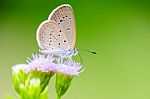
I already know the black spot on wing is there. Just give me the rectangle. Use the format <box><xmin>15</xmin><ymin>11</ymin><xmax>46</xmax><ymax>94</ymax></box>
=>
<box><xmin>60</xmin><ymin>20</ymin><xmax>63</xmax><ymax>22</ymax></box>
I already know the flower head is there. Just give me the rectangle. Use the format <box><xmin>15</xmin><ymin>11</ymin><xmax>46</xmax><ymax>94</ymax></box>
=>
<box><xmin>27</xmin><ymin>54</ymin><xmax>57</xmax><ymax>73</ymax></box>
<box><xmin>12</xmin><ymin>64</ymin><xmax>29</xmax><ymax>94</ymax></box>
<box><xmin>12</xmin><ymin>64</ymin><xmax>29</xmax><ymax>74</ymax></box>
<box><xmin>26</xmin><ymin>54</ymin><xmax>57</xmax><ymax>92</ymax></box>
<box><xmin>55</xmin><ymin>57</ymin><xmax>84</xmax><ymax>98</ymax></box>
<box><xmin>56</xmin><ymin>58</ymin><xmax>84</xmax><ymax>76</ymax></box>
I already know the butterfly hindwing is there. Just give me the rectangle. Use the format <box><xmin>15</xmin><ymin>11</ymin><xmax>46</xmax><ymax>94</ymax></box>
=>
<box><xmin>48</xmin><ymin>4</ymin><xmax>76</xmax><ymax>49</ymax></box>
<box><xmin>36</xmin><ymin>20</ymin><xmax>70</xmax><ymax>53</ymax></box>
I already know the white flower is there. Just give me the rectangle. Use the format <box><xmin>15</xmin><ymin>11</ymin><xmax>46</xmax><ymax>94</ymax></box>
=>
<box><xmin>27</xmin><ymin>54</ymin><xmax>57</xmax><ymax>73</ymax></box>
<box><xmin>12</xmin><ymin>64</ymin><xmax>29</xmax><ymax>74</ymax></box>
<box><xmin>56</xmin><ymin>58</ymin><xmax>84</xmax><ymax>76</ymax></box>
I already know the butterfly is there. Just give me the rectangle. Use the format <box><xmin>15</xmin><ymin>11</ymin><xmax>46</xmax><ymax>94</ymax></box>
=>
<box><xmin>36</xmin><ymin>4</ymin><xmax>78</xmax><ymax>58</ymax></box>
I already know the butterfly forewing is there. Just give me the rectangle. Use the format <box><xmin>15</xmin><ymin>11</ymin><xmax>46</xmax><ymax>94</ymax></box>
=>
<box><xmin>36</xmin><ymin>20</ymin><xmax>70</xmax><ymax>53</ymax></box>
<box><xmin>48</xmin><ymin>4</ymin><xmax>76</xmax><ymax>49</ymax></box>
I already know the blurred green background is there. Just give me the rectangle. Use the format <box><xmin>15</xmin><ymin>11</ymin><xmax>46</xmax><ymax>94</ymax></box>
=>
<box><xmin>1</xmin><ymin>0</ymin><xmax>150</xmax><ymax>99</ymax></box>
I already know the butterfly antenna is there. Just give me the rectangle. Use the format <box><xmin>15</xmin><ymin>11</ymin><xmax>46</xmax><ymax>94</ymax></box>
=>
<box><xmin>77</xmin><ymin>48</ymin><xmax>98</xmax><ymax>54</ymax></box>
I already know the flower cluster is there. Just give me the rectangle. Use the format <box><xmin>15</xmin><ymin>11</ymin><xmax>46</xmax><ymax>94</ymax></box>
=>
<box><xmin>12</xmin><ymin>54</ymin><xmax>84</xmax><ymax>99</ymax></box>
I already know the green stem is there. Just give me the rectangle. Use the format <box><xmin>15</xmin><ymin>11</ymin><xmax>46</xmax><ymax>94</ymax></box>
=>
<box><xmin>57</xmin><ymin>95</ymin><xmax>61</xmax><ymax>99</ymax></box>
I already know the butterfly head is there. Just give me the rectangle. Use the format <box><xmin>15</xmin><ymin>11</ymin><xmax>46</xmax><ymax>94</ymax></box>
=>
<box><xmin>66</xmin><ymin>48</ymin><xmax>78</xmax><ymax>57</ymax></box>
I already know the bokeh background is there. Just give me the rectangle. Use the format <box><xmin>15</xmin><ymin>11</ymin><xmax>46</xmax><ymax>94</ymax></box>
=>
<box><xmin>1</xmin><ymin>0</ymin><xmax>150</xmax><ymax>99</ymax></box>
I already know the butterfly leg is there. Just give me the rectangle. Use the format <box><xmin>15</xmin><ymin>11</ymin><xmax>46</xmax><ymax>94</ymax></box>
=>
<box><xmin>79</xmin><ymin>52</ymin><xmax>83</xmax><ymax>63</ymax></box>
<box><xmin>60</xmin><ymin>56</ymin><xmax>64</xmax><ymax>63</ymax></box>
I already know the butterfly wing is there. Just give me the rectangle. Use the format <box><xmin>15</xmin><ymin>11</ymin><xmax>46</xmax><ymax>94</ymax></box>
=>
<box><xmin>36</xmin><ymin>20</ymin><xmax>70</xmax><ymax>53</ymax></box>
<box><xmin>48</xmin><ymin>4</ymin><xmax>76</xmax><ymax>49</ymax></box>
